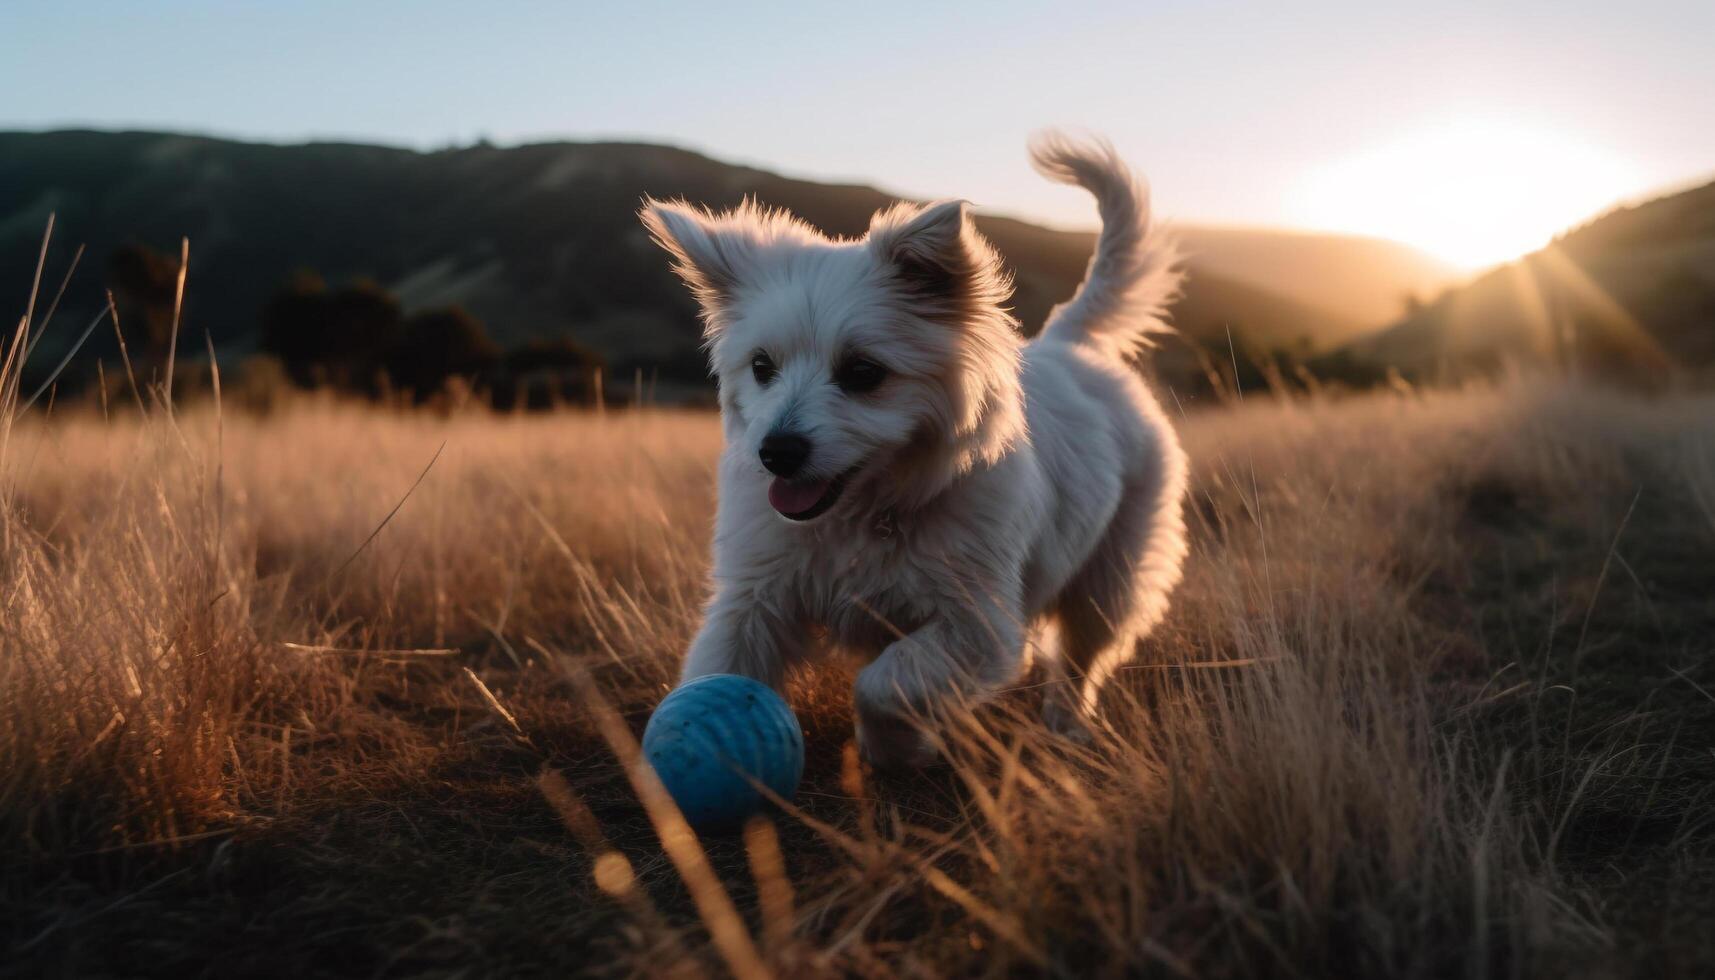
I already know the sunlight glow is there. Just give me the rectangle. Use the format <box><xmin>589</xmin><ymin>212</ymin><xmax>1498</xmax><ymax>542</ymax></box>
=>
<box><xmin>1293</xmin><ymin>118</ymin><xmax>1640</xmax><ymax>270</ymax></box>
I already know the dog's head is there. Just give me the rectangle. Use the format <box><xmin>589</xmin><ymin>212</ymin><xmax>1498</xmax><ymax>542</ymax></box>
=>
<box><xmin>641</xmin><ymin>197</ymin><xmax>1026</xmax><ymax>523</ymax></box>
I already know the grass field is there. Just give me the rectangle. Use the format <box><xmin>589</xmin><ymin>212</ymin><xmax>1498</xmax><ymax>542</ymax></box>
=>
<box><xmin>4</xmin><ymin>377</ymin><xmax>1714</xmax><ymax>978</ymax></box>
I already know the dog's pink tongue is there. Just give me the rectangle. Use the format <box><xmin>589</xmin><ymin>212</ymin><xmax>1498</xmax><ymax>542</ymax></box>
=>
<box><xmin>768</xmin><ymin>477</ymin><xmax>830</xmax><ymax>516</ymax></box>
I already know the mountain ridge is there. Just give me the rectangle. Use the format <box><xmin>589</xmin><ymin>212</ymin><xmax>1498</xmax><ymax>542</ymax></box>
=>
<box><xmin>1335</xmin><ymin>176</ymin><xmax>1715</xmax><ymax>383</ymax></box>
<box><xmin>1</xmin><ymin>128</ymin><xmax>1453</xmax><ymax>392</ymax></box>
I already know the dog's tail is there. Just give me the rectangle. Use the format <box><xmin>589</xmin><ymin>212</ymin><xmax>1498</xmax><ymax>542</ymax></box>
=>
<box><xmin>1029</xmin><ymin>132</ymin><xmax>1181</xmax><ymax>359</ymax></box>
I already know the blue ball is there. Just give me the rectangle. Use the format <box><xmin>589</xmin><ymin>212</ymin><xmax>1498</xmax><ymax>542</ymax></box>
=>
<box><xmin>642</xmin><ymin>674</ymin><xmax>804</xmax><ymax>833</ymax></box>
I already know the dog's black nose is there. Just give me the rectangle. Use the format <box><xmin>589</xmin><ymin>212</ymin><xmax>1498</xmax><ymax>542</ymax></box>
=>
<box><xmin>759</xmin><ymin>433</ymin><xmax>810</xmax><ymax>478</ymax></box>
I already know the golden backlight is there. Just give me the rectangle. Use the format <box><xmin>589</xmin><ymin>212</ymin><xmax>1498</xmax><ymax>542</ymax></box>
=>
<box><xmin>1294</xmin><ymin>117</ymin><xmax>1639</xmax><ymax>270</ymax></box>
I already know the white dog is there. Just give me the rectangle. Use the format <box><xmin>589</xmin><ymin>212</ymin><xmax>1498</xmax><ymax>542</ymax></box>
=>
<box><xmin>641</xmin><ymin>133</ymin><xmax>1188</xmax><ymax>768</ymax></box>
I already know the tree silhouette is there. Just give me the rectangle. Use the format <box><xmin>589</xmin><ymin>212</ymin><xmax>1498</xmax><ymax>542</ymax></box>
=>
<box><xmin>497</xmin><ymin>337</ymin><xmax>605</xmax><ymax>409</ymax></box>
<box><xmin>260</xmin><ymin>274</ymin><xmax>403</xmax><ymax>392</ymax></box>
<box><xmin>107</xmin><ymin>243</ymin><xmax>181</xmax><ymax>359</ymax></box>
<box><xmin>387</xmin><ymin>306</ymin><xmax>500</xmax><ymax>400</ymax></box>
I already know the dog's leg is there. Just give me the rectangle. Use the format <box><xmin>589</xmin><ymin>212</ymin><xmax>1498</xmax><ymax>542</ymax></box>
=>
<box><xmin>1050</xmin><ymin>472</ymin><xmax>1185</xmax><ymax>727</ymax></box>
<box><xmin>1039</xmin><ymin>648</ymin><xmax>1098</xmax><ymax>745</ymax></box>
<box><xmin>853</xmin><ymin>603</ymin><xmax>1025</xmax><ymax>768</ymax></box>
<box><xmin>1025</xmin><ymin>622</ymin><xmax>1091</xmax><ymax>743</ymax></box>
<box><xmin>680</xmin><ymin>589</ymin><xmax>803</xmax><ymax>691</ymax></box>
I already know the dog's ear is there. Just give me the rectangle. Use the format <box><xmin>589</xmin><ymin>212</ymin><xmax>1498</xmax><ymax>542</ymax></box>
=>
<box><xmin>640</xmin><ymin>198</ymin><xmax>750</xmax><ymax>312</ymax></box>
<box><xmin>867</xmin><ymin>200</ymin><xmax>1010</xmax><ymax>325</ymax></box>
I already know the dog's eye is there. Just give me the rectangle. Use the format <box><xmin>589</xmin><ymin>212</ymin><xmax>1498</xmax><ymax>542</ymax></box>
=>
<box><xmin>835</xmin><ymin>356</ymin><xmax>888</xmax><ymax>394</ymax></box>
<box><xmin>750</xmin><ymin>351</ymin><xmax>777</xmax><ymax>386</ymax></box>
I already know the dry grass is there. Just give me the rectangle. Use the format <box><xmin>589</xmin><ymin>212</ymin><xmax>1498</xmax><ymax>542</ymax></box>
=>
<box><xmin>3</xmin><ymin>373</ymin><xmax>1713</xmax><ymax>977</ymax></box>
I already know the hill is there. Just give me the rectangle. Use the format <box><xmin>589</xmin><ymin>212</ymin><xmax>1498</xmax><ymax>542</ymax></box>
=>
<box><xmin>0</xmin><ymin>130</ymin><xmax>1446</xmax><ymax>395</ymax></box>
<box><xmin>1333</xmin><ymin>177</ymin><xmax>1715</xmax><ymax>384</ymax></box>
<box><xmin>1176</xmin><ymin>225</ymin><xmax>1455</xmax><ymax>335</ymax></box>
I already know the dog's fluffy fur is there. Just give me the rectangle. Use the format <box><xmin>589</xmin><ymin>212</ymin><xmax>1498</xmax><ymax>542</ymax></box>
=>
<box><xmin>642</xmin><ymin>133</ymin><xmax>1188</xmax><ymax>767</ymax></box>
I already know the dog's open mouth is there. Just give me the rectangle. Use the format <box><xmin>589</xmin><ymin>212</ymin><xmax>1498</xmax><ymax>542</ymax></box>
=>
<box><xmin>767</xmin><ymin>472</ymin><xmax>849</xmax><ymax>522</ymax></box>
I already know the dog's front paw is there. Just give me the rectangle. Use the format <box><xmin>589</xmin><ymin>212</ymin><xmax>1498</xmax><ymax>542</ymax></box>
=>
<box><xmin>855</xmin><ymin>710</ymin><xmax>938</xmax><ymax>769</ymax></box>
<box><xmin>853</xmin><ymin>643</ymin><xmax>958</xmax><ymax>769</ymax></box>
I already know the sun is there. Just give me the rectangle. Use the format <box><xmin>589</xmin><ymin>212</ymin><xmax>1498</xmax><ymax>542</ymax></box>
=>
<box><xmin>1293</xmin><ymin>117</ymin><xmax>1639</xmax><ymax>270</ymax></box>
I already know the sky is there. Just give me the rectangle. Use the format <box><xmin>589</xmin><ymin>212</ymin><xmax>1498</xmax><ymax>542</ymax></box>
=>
<box><xmin>3</xmin><ymin>0</ymin><xmax>1711</xmax><ymax>268</ymax></box>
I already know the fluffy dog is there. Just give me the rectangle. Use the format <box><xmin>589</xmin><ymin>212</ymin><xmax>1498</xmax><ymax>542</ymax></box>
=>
<box><xmin>641</xmin><ymin>133</ymin><xmax>1187</xmax><ymax>767</ymax></box>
